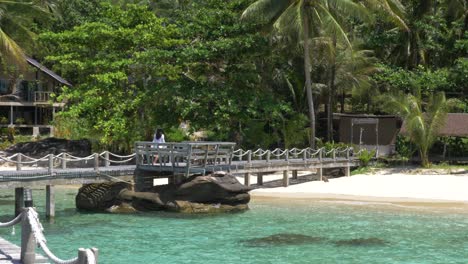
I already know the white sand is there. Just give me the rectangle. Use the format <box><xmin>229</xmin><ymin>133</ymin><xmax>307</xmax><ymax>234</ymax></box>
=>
<box><xmin>250</xmin><ymin>171</ymin><xmax>468</xmax><ymax>203</ymax></box>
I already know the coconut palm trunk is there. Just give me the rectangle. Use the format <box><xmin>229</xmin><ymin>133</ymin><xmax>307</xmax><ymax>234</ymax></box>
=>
<box><xmin>302</xmin><ymin>13</ymin><xmax>316</xmax><ymax>148</ymax></box>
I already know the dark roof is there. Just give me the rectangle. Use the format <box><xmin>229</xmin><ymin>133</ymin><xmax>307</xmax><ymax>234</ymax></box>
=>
<box><xmin>333</xmin><ymin>113</ymin><xmax>399</xmax><ymax>119</ymax></box>
<box><xmin>26</xmin><ymin>57</ymin><xmax>72</xmax><ymax>87</ymax></box>
<box><xmin>400</xmin><ymin>113</ymin><xmax>468</xmax><ymax>137</ymax></box>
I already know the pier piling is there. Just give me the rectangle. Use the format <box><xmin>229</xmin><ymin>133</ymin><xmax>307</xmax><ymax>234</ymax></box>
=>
<box><xmin>15</xmin><ymin>188</ymin><xmax>24</xmax><ymax>217</ymax></box>
<box><xmin>46</xmin><ymin>185</ymin><xmax>55</xmax><ymax>219</ymax></box>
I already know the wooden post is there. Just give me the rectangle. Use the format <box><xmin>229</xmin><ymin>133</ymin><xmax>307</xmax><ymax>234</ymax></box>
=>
<box><xmin>77</xmin><ymin>248</ymin><xmax>87</xmax><ymax>264</ymax></box>
<box><xmin>257</xmin><ymin>173</ymin><xmax>263</xmax><ymax>186</ymax></box>
<box><xmin>247</xmin><ymin>151</ymin><xmax>252</xmax><ymax>164</ymax></box>
<box><xmin>105</xmin><ymin>151</ymin><xmax>110</xmax><ymax>167</ymax></box>
<box><xmin>135</xmin><ymin>143</ymin><xmax>140</xmax><ymax>165</ymax></box>
<box><xmin>318</xmin><ymin>167</ymin><xmax>323</xmax><ymax>182</ymax></box>
<box><xmin>292</xmin><ymin>170</ymin><xmax>298</xmax><ymax>179</ymax></box>
<box><xmin>21</xmin><ymin>209</ymin><xmax>36</xmax><ymax>264</ymax></box>
<box><xmin>266</xmin><ymin>151</ymin><xmax>270</xmax><ymax>163</ymax></box>
<box><xmin>46</xmin><ymin>185</ymin><xmax>55</xmax><ymax>219</ymax></box>
<box><xmin>244</xmin><ymin>173</ymin><xmax>250</xmax><ymax>186</ymax></box>
<box><xmin>15</xmin><ymin>187</ymin><xmax>24</xmax><ymax>217</ymax></box>
<box><xmin>62</xmin><ymin>153</ymin><xmax>67</xmax><ymax>169</ymax></box>
<box><xmin>94</xmin><ymin>153</ymin><xmax>99</xmax><ymax>171</ymax></box>
<box><xmin>48</xmin><ymin>154</ymin><xmax>54</xmax><ymax>175</ymax></box>
<box><xmin>283</xmin><ymin>170</ymin><xmax>289</xmax><ymax>187</ymax></box>
<box><xmin>16</xmin><ymin>153</ymin><xmax>22</xmax><ymax>171</ymax></box>
<box><xmin>345</xmin><ymin>165</ymin><xmax>351</xmax><ymax>177</ymax></box>
<box><xmin>239</xmin><ymin>149</ymin><xmax>243</xmax><ymax>161</ymax></box>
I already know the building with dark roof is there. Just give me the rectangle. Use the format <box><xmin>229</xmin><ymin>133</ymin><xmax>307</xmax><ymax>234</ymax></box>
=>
<box><xmin>333</xmin><ymin>113</ymin><xmax>402</xmax><ymax>156</ymax></box>
<box><xmin>400</xmin><ymin>113</ymin><xmax>468</xmax><ymax>137</ymax></box>
<box><xmin>0</xmin><ymin>57</ymin><xmax>72</xmax><ymax>136</ymax></box>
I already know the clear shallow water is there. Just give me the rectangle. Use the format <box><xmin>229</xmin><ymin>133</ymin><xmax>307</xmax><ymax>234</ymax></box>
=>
<box><xmin>1</xmin><ymin>188</ymin><xmax>468</xmax><ymax>264</ymax></box>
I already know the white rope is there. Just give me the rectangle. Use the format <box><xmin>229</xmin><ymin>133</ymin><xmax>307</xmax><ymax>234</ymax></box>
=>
<box><xmin>38</xmin><ymin>240</ymin><xmax>79</xmax><ymax>264</ymax></box>
<box><xmin>103</xmin><ymin>152</ymin><xmax>136</xmax><ymax>159</ymax></box>
<box><xmin>0</xmin><ymin>212</ymin><xmax>23</xmax><ymax>227</ymax></box>
<box><xmin>308</xmin><ymin>148</ymin><xmax>322</xmax><ymax>156</ymax></box>
<box><xmin>85</xmin><ymin>249</ymin><xmax>96</xmax><ymax>264</ymax></box>
<box><xmin>98</xmin><ymin>156</ymin><xmax>135</xmax><ymax>164</ymax></box>
<box><xmin>26</xmin><ymin>208</ymin><xmax>80</xmax><ymax>264</ymax></box>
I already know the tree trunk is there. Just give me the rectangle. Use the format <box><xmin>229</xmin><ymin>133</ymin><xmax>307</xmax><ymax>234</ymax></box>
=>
<box><xmin>327</xmin><ymin>32</ymin><xmax>337</xmax><ymax>142</ymax></box>
<box><xmin>303</xmin><ymin>12</ymin><xmax>316</xmax><ymax>148</ymax></box>
<box><xmin>420</xmin><ymin>148</ymin><xmax>429</xmax><ymax>168</ymax></box>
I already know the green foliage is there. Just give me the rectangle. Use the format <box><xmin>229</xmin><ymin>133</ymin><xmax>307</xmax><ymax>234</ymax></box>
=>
<box><xmin>384</xmin><ymin>89</ymin><xmax>453</xmax><ymax>167</ymax></box>
<box><xmin>358</xmin><ymin>149</ymin><xmax>376</xmax><ymax>166</ymax></box>
<box><xmin>395</xmin><ymin>135</ymin><xmax>416</xmax><ymax>161</ymax></box>
<box><xmin>317</xmin><ymin>141</ymin><xmax>353</xmax><ymax>151</ymax></box>
<box><xmin>282</xmin><ymin>113</ymin><xmax>309</xmax><ymax>149</ymax></box>
<box><xmin>41</xmin><ymin>3</ymin><xmax>183</xmax><ymax>151</ymax></box>
<box><xmin>33</xmin><ymin>0</ymin><xmax>466</xmax><ymax>152</ymax></box>
<box><xmin>0</xmin><ymin>116</ymin><xmax>8</xmax><ymax>124</ymax></box>
<box><xmin>15</xmin><ymin>118</ymin><xmax>25</xmax><ymax>125</ymax></box>
<box><xmin>165</xmin><ymin>127</ymin><xmax>189</xmax><ymax>142</ymax></box>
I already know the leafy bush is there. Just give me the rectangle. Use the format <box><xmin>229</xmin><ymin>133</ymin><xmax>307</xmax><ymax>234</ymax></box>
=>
<box><xmin>358</xmin><ymin>149</ymin><xmax>376</xmax><ymax>166</ymax></box>
<box><xmin>0</xmin><ymin>116</ymin><xmax>8</xmax><ymax>124</ymax></box>
<box><xmin>317</xmin><ymin>140</ymin><xmax>353</xmax><ymax>151</ymax></box>
<box><xmin>15</xmin><ymin>118</ymin><xmax>25</xmax><ymax>125</ymax></box>
<box><xmin>165</xmin><ymin>127</ymin><xmax>190</xmax><ymax>142</ymax></box>
<box><xmin>395</xmin><ymin>135</ymin><xmax>416</xmax><ymax>161</ymax></box>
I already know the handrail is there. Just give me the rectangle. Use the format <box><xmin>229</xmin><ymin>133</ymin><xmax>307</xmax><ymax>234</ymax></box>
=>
<box><xmin>0</xmin><ymin>151</ymin><xmax>136</xmax><ymax>172</ymax></box>
<box><xmin>0</xmin><ymin>207</ymin><xmax>97</xmax><ymax>264</ymax></box>
<box><xmin>0</xmin><ymin>144</ymin><xmax>367</xmax><ymax>173</ymax></box>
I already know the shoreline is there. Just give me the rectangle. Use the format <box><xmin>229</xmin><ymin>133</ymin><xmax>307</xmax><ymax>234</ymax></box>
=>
<box><xmin>249</xmin><ymin>169</ymin><xmax>468</xmax><ymax>207</ymax></box>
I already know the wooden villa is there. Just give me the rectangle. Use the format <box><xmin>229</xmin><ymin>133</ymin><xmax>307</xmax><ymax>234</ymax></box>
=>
<box><xmin>0</xmin><ymin>57</ymin><xmax>71</xmax><ymax>136</ymax></box>
<box><xmin>333</xmin><ymin>113</ymin><xmax>402</xmax><ymax>156</ymax></box>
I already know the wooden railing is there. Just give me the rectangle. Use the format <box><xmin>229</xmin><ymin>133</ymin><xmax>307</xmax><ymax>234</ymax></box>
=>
<box><xmin>34</xmin><ymin>91</ymin><xmax>53</xmax><ymax>102</ymax></box>
<box><xmin>135</xmin><ymin>141</ymin><xmax>236</xmax><ymax>175</ymax></box>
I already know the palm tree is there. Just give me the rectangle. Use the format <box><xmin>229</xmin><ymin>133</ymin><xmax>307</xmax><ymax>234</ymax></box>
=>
<box><xmin>0</xmin><ymin>0</ymin><xmax>55</xmax><ymax>69</ymax></box>
<box><xmin>242</xmin><ymin>0</ymin><xmax>366</xmax><ymax>148</ymax></box>
<box><xmin>384</xmin><ymin>89</ymin><xmax>453</xmax><ymax>167</ymax></box>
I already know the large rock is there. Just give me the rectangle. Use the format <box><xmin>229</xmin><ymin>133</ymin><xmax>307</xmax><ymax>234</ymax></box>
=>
<box><xmin>76</xmin><ymin>182</ymin><xmax>132</xmax><ymax>211</ymax></box>
<box><xmin>76</xmin><ymin>172</ymin><xmax>251</xmax><ymax>214</ymax></box>
<box><xmin>5</xmin><ymin>137</ymin><xmax>91</xmax><ymax>158</ymax></box>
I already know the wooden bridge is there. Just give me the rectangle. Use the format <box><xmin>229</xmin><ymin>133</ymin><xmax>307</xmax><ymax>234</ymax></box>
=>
<box><xmin>0</xmin><ymin>142</ymin><xmax>363</xmax><ymax>215</ymax></box>
<box><xmin>134</xmin><ymin>141</ymin><xmax>361</xmax><ymax>190</ymax></box>
<box><xmin>0</xmin><ymin>141</ymin><xmax>365</xmax><ymax>263</ymax></box>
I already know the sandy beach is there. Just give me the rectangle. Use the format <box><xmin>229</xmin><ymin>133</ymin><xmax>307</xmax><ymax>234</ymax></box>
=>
<box><xmin>250</xmin><ymin>169</ymin><xmax>468</xmax><ymax>204</ymax></box>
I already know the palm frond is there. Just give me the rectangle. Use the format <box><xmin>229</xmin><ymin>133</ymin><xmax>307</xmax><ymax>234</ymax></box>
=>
<box><xmin>241</xmin><ymin>0</ymin><xmax>291</xmax><ymax>25</ymax></box>
<box><xmin>0</xmin><ymin>28</ymin><xmax>26</xmax><ymax>69</ymax></box>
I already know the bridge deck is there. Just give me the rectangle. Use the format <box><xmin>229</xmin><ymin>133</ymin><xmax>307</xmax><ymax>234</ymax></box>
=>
<box><xmin>0</xmin><ymin>236</ymin><xmax>49</xmax><ymax>264</ymax></box>
<box><xmin>140</xmin><ymin>158</ymin><xmax>358</xmax><ymax>175</ymax></box>
<box><xmin>0</xmin><ymin>165</ymin><xmax>135</xmax><ymax>188</ymax></box>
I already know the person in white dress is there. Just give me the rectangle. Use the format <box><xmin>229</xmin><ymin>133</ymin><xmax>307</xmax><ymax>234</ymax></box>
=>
<box><xmin>152</xmin><ymin>129</ymin><xmax>165</xmax><ymax>163</ymax></box>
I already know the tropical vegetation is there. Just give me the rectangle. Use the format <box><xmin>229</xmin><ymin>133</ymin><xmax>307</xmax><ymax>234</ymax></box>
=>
<box><xmin>0</xmin><ymin>0</ymin><xmax>466</xmax><ymax>165</ymax></box>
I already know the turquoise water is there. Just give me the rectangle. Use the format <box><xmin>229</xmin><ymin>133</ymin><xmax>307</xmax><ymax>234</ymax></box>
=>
<box><xmin>1</xmin><ymin>188</ymin><xmax>468</xmax><ymax>264</ymax></box>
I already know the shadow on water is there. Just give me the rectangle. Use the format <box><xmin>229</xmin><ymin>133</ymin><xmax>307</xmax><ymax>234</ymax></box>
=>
<box><xmin>0</xmin><ymin>199</ymin><xmax>14</xmax><ymax>206</ymax></box>
<box><xmin>0</xmin><ymin>194</ymin><xmax>13</xmax><ymax>199</ymax></box>
<box><xmin>134</xmin><ymin>209</ymin><xmax>248</xmax><ymax>220</ymax></box>
<box><xmin>241</xmin><ymin>233</ymin><xmax>389</xmax><ymax>248</ymax></box>
<box><xmin>333</xmin><ymin>238</ymin><xmax>389</xmax><ymax>247</ymax></box>
<box><xmin>241</xmin><ymin>233</ymin><xmax>325</xmax><ymax>247</ymax></box>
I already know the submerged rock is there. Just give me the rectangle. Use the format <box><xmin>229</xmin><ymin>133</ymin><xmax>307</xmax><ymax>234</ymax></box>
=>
<box><xmin>76</xmin><ymin>172</ymin><xmax>251</xmax><ymax>214</ymax></box>
<box><xmin>333</xmin><ymin>237</ymin><xmax>388</xmax><ymax>246</ymax></box>
<box><xmin>242</xmin><ymin>233</ymin><xmax>324</xmax><ymax>247</ymax></box>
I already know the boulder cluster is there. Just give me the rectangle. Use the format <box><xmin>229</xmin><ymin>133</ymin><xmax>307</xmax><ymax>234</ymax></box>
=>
<box><xmin>76</xmin><ymin>172</ymin><xmax>251</xmax><ymax>214</ymax></box>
